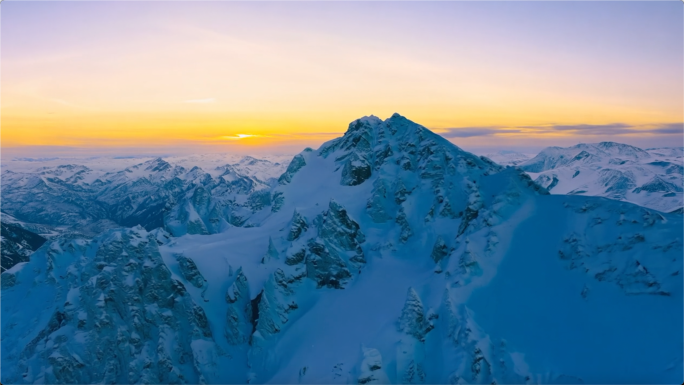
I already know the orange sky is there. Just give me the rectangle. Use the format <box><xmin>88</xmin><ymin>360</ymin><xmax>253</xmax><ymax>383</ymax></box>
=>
<box><xmin>2</xmin><ymin>1</ymin><xmax>682</xmax><ymax>155</ymax></box>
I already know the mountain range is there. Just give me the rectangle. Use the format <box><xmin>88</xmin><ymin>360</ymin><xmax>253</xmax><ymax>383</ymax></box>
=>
<box><xmin>1</xmin><ymin>114</ymin><xmax>682</xmax><ymax>384</ymax></box>
<box><xmin>516</xmin><ymin>142</ymin><xmax>683</xmax><ymax>213</ymax></box>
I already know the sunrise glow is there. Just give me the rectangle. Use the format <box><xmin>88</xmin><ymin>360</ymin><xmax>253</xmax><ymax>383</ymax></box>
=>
<box><xmin>1</xmin><ymin>1</ymin><xmax>682</xmax><ymax>156</ymax></box>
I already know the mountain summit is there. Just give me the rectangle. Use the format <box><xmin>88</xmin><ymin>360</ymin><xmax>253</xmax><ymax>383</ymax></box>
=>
<box><xmin>2</xmin><ymin>114</ymin><xmax>682</xmax><ymax>384</ymax></box>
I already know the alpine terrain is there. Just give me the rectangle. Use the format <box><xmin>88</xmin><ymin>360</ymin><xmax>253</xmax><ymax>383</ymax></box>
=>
<box><xmin>519</xmin><ymin>142</ymin><xmax>683</xmax><ymax>213</ymax></box>
<box><xmin>1</xmin><ymin>114</ymin><xmax>681</xmax><ymax>384</ymax></box>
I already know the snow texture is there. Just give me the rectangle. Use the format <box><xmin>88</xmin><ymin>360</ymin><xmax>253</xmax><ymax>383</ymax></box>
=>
<box><xmin>1</xmin><ymin>114</ymin><xmax>682</xmax><ymax>384</ymax></box>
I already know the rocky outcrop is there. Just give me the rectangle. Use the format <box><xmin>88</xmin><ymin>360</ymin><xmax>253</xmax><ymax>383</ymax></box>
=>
<box><xmin>341</xmin><ymin>153</ymin><xmax>372</xmax><ymax>186</ymax></box>
<box><xmin>278</xmin><ymin>154</ymin><xmax>306</xmax><ymax>185</ymax></box>
<box><xmin>261</xmin><ymin>237</ymin><xmax>280</xmax><ymax>264</ymax></box>
<box><xmin>396</xmin><ymin>288</ymin><xmax>434</xmax><ymax>384</ymax></box>
<box><xmin>175</xmin><ymin>254</ymin><xmax>206</xmax><ymax>289</ymax></box>
<box><xmin>248</xmin><ymin>190</ymin><xmax>272</xmax><ymax>212</ymax></box>
<box><xmin>279</xmin><ymin>200</ymin><xmax>370</xmax><ymax>289</ymax></box>
<box><xmin>248</xmin><ymin>267</ymin><xmax>306</xmax><ymax>381</ymax></box>
<box><xmin>225</xmin><ymin>268</ymin><xmax>253</xmax><ymax>345</ymax></box>
<box><xmin>398</xmin><ymin>288</ymin><xmax>434</xmax><ymax>341</ymax></box>
<box><xmin>1</xmin><ymin>222</ymin><xmax>46</xmax><ymax>272</ymax></box>
<box><xmin>1</xmin><ymin>228</ymin><xmax>225</xmax><ymax>384</ymax></box>
<box><xmin>558</xmin><ymin>229</ymin><xmax>676</xmax><ymax>296</ymax></box>
<box><xmin>315</xmin><ymin>200</ymin><xmax>366</xmax><ymax>263</ymax></box>
<box><xmin>396</xmin><ymin>208</ymin><xmax>412</xmax><ymax>243</ymax></box>
<box><xmin>366</xmin><ymin>178</ymin><xmax>393</xmax><ymax>223</ymax></box>
<box><xmin>357</xmin><ymin>347</ymin><xmax>390</xmax><ymax>384</ymax></box>
<box><xmin>441</xmin><ymin>291</ymin><xmax>527</xmax><ymax>384</ymax></box>
<box><xmin>305</xmin><ymin>238</ymin><xmax>353</xmax><ymax>289</ymax></box>
<box><xmin>286</xmin><ymin>210</ymin><xmax>309</xmax><ymax>241</ymax></box>
<box><xmin>430</xmin><ymin>235</ymin><xmax>450</xmax><ymax>264</ymax></box>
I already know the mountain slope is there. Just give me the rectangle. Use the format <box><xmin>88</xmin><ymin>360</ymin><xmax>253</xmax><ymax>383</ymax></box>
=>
<box><xmin>1</xmin><ymin>156</ymin><xmax>289</xmax><ymax>238</ymax></box>
<box><xmin>519</xmin><ymin>142</ymin><xmax>683</xmax><ymax>213</ymax></box>
<box><xmin>0</xmin><ymin>221</ymin><xmax>47</xmax><ymax>272</ymax></box>
<box><xmin>2</xmin><ymin>114</ymin><xmax>681</xmax><ymax>384</ymax></box>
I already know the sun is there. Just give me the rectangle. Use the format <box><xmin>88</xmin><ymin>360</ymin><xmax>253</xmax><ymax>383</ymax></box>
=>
<box><xmin>221</xmin><ymin>134</ymin><xmax>262</xmax><ymax>140</ymax></box>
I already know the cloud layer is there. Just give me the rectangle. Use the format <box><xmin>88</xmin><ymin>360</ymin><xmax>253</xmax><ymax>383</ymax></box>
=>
<box><xmin>440</xmin><ymin>123</ymin><xmax>683</xmax><ymax>138</ymax></box>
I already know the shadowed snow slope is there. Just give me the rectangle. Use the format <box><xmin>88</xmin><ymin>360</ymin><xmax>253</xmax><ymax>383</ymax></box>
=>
<box><xmin>2</xmin><ymin>114</ymin><xmax>682</xmax><ymax>384</ymax></box>
<box><xmin>519</xmin><ymin>142</ymin><xmax>683</xmax><ymax>213</ymax></box>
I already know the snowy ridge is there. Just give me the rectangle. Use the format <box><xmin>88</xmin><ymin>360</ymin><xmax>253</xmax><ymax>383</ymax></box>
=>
<box><xmin>519</xmin><ymin>142</ymin><xmax>683</xmax><ymax>213</ymax></box>
<box><xmin>1</xmin><ymin>155</ymin><xmax>291</xmax><ymax>238</ymax></box>
<box><xmin>480</xmin><ymin>151</ymin><xmax>532</xmax><ymax>167</ymax></box>
<box><xmin>2</xmin><ymin>114</ymin><xmax>682</xmax><ymax>384</ymax></box>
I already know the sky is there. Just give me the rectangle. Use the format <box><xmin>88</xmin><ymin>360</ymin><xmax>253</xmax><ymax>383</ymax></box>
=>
<box><xmin>1</xmin><ymin>1</ymin><xmax>683</xmax><ymax>157</ymax></box>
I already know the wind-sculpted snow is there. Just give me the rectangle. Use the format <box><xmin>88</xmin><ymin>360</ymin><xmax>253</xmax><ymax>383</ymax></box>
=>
<box><xmin>520</xmin><ymin>142</ymin><xmax>683</xmax><ymax>212</ymax></box>
<box><xmin>2</xmin><ymin>114</ymin><xmax>682</xmax><ymax>384</ymax></box>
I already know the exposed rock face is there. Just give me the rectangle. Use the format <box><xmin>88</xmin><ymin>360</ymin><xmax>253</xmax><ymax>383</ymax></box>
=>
<box><xmin>366</xmin><ymin>178</ymin><xmax>394</xmax><ymax>223</ymax></box>
<box><xmin>175</xmin><ymin>254</ymin><xmax>207</xmax><ymax>289</ymax></box>
<box><xmin>441</xmin><ymin>292</ymin><xmax>526</xmax><ymax>384</ymax></box>
<box><xmin>278</xmin><ymin>154</ymin><xmax>306</xmax><ymax>185</ymax></box>
<box><xmin>284</xmin><ymin>246</ymin><xmax>306</xmax><ymax>266</ymax></box>
<box><xmin>248</xmin><ymin>267</ymin><xmax>306</xmax><ymax>381</ymax></box>
<box><xmin>1</xmin><ymin>228</ymin><xmax>225</xmax><ymax>384</ymax></box>
<box><xmin>315</xmin><ymin>200</ymin><xmax>366</xmax><ymax>262</ymax></box>
<box><xmin>225</xmin><ymin>268</ymin><xmax>253</xmax><ymax>345</ymax></box>
<box><xmin>341</xmin><ymin>153</ymin><xmax>373</xmax><ymax>186</ymax></box>
<box><xmin>305</xmin><ymin>238</ymin><xmax>353</xmax><ymax>289</ymax></box>
<box><xmin>396</xmin><ymin>208</ymin><xmax>413</xmax><ymax>243</ymax></box>
<box><xmin>1</xmin><ymin>222</ymin><xmax>46</xmax><ymax>272</ymax></box>
<box><xmin>396</xmin><ymin>288</ymin><xmax>433</xmax><ymax>384</ymax></box>
<box><xmin>534</xmin><ymin>174</ymin><xmax>560</xmax><ymax>192</ymax></box>
<box><xmin>261</xmin><ymin>237</ymin><xmax>280</xmax><ymax>264</ymax></box>
<box><xmin>557</xmin><ymin>219</ymin><xmax>678</xmax><ymax>296</ymax></box>
<box><xmin>248</xmin><ymin>190</ymin><xmax>272</xmax><ymax>212</ymax></box>
<box><xmin>398</xmin><ymin>288</ymin><xmax>434</xmax><ymax>341</ymax></box>
<box><xmin>286</xmin><ymin>210</ymin><xmax>309</xmax><ymax>242</ymax></box>
<box><xmin>430</xmin><ymin>236</ymin><xmax>450</xmax><ymax>264</ymax></box>
<box><xmin>303</xmin><ymin>200</ymin><xmax>367</xmax><ymax>288</ymax></box>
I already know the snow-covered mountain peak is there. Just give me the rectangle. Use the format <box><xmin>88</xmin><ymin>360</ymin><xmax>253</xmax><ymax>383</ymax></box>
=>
<box><xmin>520</xmin><ymin>141</ymin><xmax>682</xmax><ymax>212</ymax></box>
<box><xmin>521</xmin><ymin>142</ymin><xmax>653</xmax><ymax>173</ymax></box>
<box><xmin>316</xmin><ymin>113</ymin><xmax>502</xmax><ymax>190</ymax></box>
<box><xmin>2</xmin><ymin>115</ymin><xmax>682</xmax><ymax>384</ymax></box>
<box><xmin>143</xmin><ymin>157</ymin><xmax>173</xmax><ymax>172</ymax></box>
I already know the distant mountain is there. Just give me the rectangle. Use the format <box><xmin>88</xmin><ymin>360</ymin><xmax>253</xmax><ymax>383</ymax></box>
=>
<box><xmin>481</xmin><ymin>150</ymin><xmax>532</xmax><ymax>166</ymax></box>
<box><xmin>1</xmin><ymin>155</ymin><xmax>292</xmax><ymax>238</ymax></box>
<box><xmin>2</xmin><ymin>114</ymin><xmax>681</xmax><ymax>384</ymax></box>
<box><xmin>518</xmin><ymin>142</ymin><xmax>683</xmax><ymax>213</ymax></box>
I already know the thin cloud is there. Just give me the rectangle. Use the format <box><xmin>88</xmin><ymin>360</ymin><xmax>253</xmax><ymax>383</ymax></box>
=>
<box><xmin>440</xmin><ymin>126</ymin><xmax>520</xmax><ymax>138</ymax></box>
<box><xmin>437</xmin><ymin>122</ymin><xmax>683</xmax><ymax>139</ymax></box>
<box><xmin>649</xmin><ymin>123</ymin><xmax>683</xmax><ymax>135</ymax></box>
<box><xmin>184</xmin><ymin>98</ymin><xmax>216</xmax><ymax>104</ymax></box>
<box><xmin>544</xmin><ymin>123</ymin><xmax>633</xmax><ymax>135</ymax></box>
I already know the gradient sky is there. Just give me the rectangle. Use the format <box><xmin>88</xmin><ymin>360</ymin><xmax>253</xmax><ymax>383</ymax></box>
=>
<box><xmin>2</xmin><ymin>1</ymin><xmax>682</xmax><ymax>156</ymax></box>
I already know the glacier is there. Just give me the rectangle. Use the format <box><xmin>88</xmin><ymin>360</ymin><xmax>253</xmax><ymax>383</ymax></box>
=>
<box><xmin>1</xmin><ymin>114</ymin><xmax>682</xmax><ymax>384</ymax></box>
